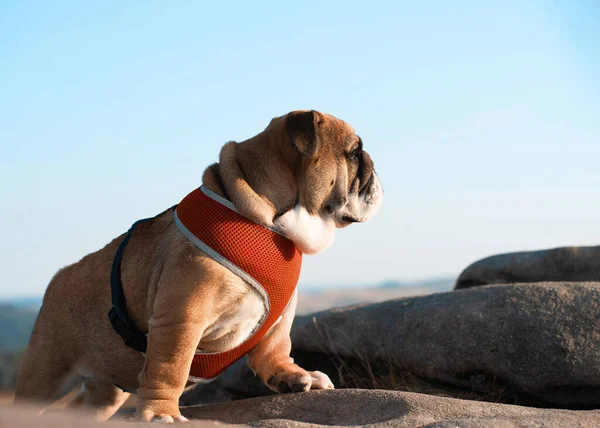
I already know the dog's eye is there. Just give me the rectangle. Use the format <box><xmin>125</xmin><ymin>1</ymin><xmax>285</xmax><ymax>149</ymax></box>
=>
<box><xmin>347</xmin><ymin>148</ymin><xmax>360</xmax><ymax>161</ymax></box>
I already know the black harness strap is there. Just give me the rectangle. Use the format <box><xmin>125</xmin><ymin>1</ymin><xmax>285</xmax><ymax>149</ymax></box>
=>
<box><xmin>108</xmin><ymin>209</ymin><xmax>175</xmax><ymax>353</ymax></box>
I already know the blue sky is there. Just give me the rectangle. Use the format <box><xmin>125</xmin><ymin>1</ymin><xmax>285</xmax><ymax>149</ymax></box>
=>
<box><xmin>1</xmin><ymin>1</ymin><xmax>599</xmax><ymax>298</ymax></box>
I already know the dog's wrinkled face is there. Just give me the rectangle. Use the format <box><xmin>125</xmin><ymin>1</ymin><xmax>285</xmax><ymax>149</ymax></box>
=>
<box><xmin>272</xmin><ymin>110</ymin><xmax>383</xmax><ymax>254</ymax></box>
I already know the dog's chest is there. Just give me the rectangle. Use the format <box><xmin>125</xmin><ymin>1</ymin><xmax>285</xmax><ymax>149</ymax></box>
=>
<box><xmin>199</xmin><ymin>287</ymin><xmax>266</xmax><ymax>353</ymax></box>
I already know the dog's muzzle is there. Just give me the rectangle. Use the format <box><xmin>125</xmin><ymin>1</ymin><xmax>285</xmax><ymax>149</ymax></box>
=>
<box><xmin>337</xmin><ymin>172</ymin><xmax>383</xmax><ymax>225</ymax></box>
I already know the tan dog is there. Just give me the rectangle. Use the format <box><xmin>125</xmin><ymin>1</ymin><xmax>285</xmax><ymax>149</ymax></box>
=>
<box><xmin>14</xmin><ymin>110</ymin><xmax>383</xmax><ymax>422</ymax></box>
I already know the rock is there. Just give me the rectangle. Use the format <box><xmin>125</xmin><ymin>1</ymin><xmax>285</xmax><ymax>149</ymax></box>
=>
<box><xmin>182</xmin><ymin>389</ymin><xmax>600</xmax><ymax>427</ymax></box>
<box><xmin>185</xmin><ymin>283</ymin><xmax>600</xmax><ymax>409</ymax></box>
<box><xmin>455</xmin><ymin>245</ymin><xmax>600</xmax><ymax>289</ymax></box>
<box><xmin>7</xmin><ymin>389</ymin><xmax>599</xmax><ymax>427</ymax></box>
<box><xmin>290</xmin><ymin>283</ymin><xmax>600</xmax><ymax>408</ymax></box>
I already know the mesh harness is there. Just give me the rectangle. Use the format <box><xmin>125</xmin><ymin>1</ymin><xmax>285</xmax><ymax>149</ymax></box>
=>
<box><xmin>108</xmin><ymin>185</ymin><xmax>302</xmax><ymax>381</ymax></box>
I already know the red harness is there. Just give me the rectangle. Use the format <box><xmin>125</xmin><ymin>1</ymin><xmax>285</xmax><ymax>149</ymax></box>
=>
<box><xmin>174</xmin><ymin>186</ymin><xmax>302</xmax><ymax>381</ymax></box>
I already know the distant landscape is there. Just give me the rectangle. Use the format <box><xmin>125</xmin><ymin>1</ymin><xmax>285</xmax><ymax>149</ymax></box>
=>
<box><xmin>0</xmin><ymin>303</ymin><xmax>39</xmax><ymax>353</ymax></box>
<box><xmin>0</xmin><ymin>301</ymin><xmax>39</xmax><ymax>390</ymax></box>
<box><xmin>296</xmin><ymin>278</ymin><xmax>453</xmax><ymax>314</ymax></box>
<box><xmin>0</xmin><ymin>277</ymin><xmax>454</xmax><ymax>392</ymax></box>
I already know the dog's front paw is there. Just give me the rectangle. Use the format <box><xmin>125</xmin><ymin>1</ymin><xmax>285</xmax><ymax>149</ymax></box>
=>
<box><xmin>134</xmin><ymin>399</ymin><xmax>189</xmax><ymax>423</ymax></box>
<box><xmin>307</xmin><ymin>370</ymin><xmax>335</xmax><ymax>390</ymax></box>
<box><xmin>266</xmin><ymin>364</ymin><xmax>334</xmax><ymax>393</ymax></box>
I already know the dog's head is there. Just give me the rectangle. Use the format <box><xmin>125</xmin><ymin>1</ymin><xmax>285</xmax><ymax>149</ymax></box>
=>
<box><xmin>269</xmin><ymin>110</ymin><xmax>383</xmax><ymax>254</ymax></box>
<box><xmin>214</xmin><ymin>110</ymin><xmax>383</xmax><ymax>255</ymax></box>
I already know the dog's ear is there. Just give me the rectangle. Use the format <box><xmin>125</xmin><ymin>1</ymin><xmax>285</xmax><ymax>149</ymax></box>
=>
<box><xmin>286</xmin><ymin>110</ymin><xmax>323</xmax><ymax>158</ymax></box>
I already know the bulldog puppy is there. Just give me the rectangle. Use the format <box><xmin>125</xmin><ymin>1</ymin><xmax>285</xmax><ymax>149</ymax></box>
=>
<box><xmin>15</xmin><ymin>110</ymin><xmax>383</xmax><ymax>422</ymax></box>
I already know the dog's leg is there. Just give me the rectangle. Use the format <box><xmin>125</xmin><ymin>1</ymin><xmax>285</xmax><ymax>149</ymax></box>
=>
<box><xmin>134</xmin><ymin>322</ymin><xmax>203</xmax><ymax>422</ymax></box>
<box><xmin>68</xmin><ymin>379</ymin><xmax>131</xmax><ymax>421</ymax></box>
<box><xmin>133</xmin><ymin>277</ymin><xmax>208</xmax><ymax>423</ymax></box>
<box><xmin>247</xmin><ymin>293</ymin><xmax>334</xmax><ymax>393</ymax></box>
<box><xmin>14</xmin><ymin>334</ymin><xmax>76</xmax><ymax>409</ymax></box>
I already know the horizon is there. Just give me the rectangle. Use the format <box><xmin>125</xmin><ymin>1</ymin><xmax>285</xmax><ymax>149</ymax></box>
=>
<box><xmin>1</xmin><ymin>1</ymin><xmax>599</xmax><ymax>298</ymax></box>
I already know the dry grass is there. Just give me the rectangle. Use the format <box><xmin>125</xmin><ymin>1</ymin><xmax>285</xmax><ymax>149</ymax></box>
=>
<box><xmin>322</xmin><ymin>351</ymin><xmax>517</xmax><ymax>404</ymax></box>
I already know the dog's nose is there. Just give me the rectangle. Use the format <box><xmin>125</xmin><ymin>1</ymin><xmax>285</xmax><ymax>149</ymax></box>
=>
<box><xmin>341</xmin><ymin>216</ymin><xmax>359</xmax><ymax>224</ymax></box>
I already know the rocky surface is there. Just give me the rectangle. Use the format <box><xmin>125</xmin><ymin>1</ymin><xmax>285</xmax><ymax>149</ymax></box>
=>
<box><xmin>186</xmin><ymin>282</ymin><xmax>600</xmax><ymax>409</ymax></box>
<box><xmin>292</xmin><ymin>282</ymin><xmax>600</xmax><ymax>408</ymax></box>
<box><xmin>5</xmin><ymin>390</ymin><xmax>600</xmax><ymax>427</ymax></box>
<box><xmin>455</xmin><ymin>245</ymin><xmax>600</xmax><ymax>289</ymax></box>
<box><xmin>183</xmin><ymin>389</ymin><xmax>600</xmax><ymax>427</ymax></box>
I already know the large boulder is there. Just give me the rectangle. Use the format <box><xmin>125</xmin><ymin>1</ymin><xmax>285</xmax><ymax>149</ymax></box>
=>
<box><xmin>291</xmin><ymin>282</ymin><xmax>600</xmax><ymax>408</ymax></box>
<box><xmin>186</xmin><ymin>282</ymin><xmax>600</xmax><ymax>409</ymax></box>
<box><xmin>6</xmin><ymin>390</ymin><xmax>600</xmax><ymax>428</ymax></box>
<box><xmin>455</xmin><ymin>245</ymin><xmax>600</xmax><ymax>289</ymax></box>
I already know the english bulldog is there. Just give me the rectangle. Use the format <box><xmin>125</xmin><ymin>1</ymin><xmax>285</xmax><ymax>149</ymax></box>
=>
<box><xmin>15</xmin><ymin>110</ymin><xmax>383</xmax><ymax>422</ymax></box>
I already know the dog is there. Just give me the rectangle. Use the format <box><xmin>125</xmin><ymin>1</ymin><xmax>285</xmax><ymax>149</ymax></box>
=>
<box><xmin>15</xmin><ymin>110</ymin><xmax>383</xmax><ymax>422</ymax></box>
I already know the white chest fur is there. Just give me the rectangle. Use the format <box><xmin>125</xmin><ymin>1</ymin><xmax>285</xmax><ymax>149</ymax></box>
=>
<box><xmin>197</xmin><ymin>285</ymin><xmax>267</xmax><ymax>354</ymax></box>
<box><xmin>273</xmin><ymin>204</ymin><xmax>336</xmax><ymax>255</ymax></box>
